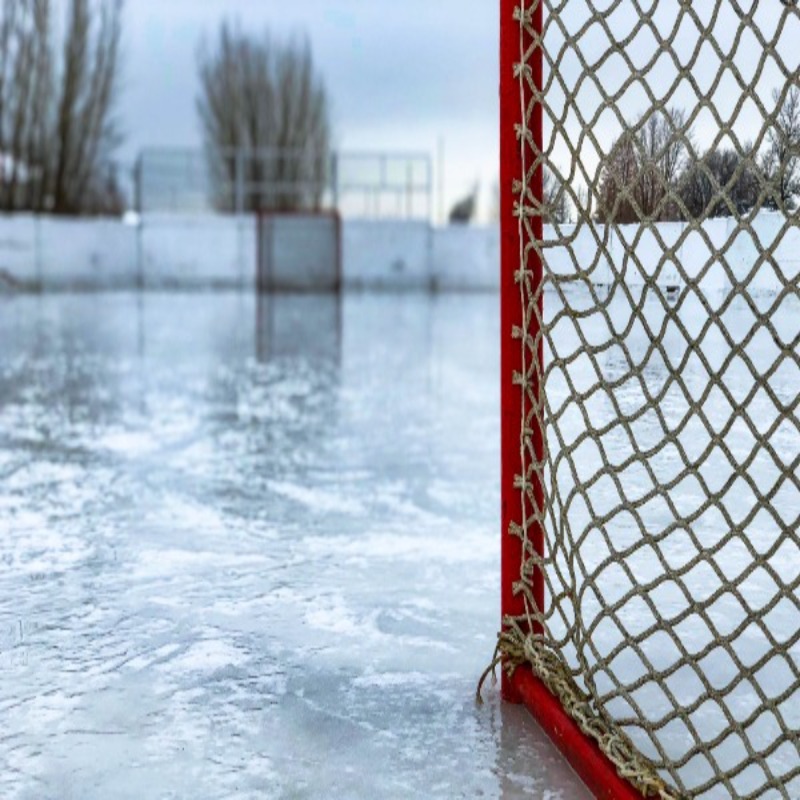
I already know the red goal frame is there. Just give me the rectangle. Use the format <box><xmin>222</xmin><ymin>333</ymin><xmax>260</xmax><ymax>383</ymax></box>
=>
<box><xmin>498</xmin><ymin>2</ymin><xmax>644</xmax><ymax>797</ymax></box>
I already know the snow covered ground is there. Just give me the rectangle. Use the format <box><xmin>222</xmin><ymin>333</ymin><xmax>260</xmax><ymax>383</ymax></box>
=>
<box><xmin>0</xmin><ymin>293</ymin><xmax>587</xmax><ymax>800</ymax></box>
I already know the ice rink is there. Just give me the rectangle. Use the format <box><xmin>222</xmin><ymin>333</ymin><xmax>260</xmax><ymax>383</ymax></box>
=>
<box><xmin>0</xmin><ymin>293</ymin><xmax>588</xmax><ymax>799</ymax></box>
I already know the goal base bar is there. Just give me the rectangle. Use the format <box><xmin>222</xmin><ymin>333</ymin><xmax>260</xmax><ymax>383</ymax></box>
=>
<box><xmin>506</xmin><ymin>666</ymin><xmax>645</xmax><ymax>800</ymax></box>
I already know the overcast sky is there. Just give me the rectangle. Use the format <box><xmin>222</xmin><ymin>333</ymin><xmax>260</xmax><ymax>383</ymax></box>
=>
<box><xmin>117</xmin><ymin>1</ymin><xmax>798</xmax><ymax>221</ymax></box>
<box><xmin>121</xmin><ymin>0</ymin><xmax>499</xmax><ymax>219</ymax></box>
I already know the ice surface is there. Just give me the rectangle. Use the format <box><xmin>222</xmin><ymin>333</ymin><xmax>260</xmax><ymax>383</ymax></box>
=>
<box><xmin>0</xmin><ymin>293</ymin><xmax>588</xmax><ymax>800</ymax></box>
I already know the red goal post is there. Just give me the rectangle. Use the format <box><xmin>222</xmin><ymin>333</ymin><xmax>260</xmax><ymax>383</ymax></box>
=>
<box><xmin>499</xmin><ymin>3</ymin><xmax>642</xmax><ymax>796</ymax></box>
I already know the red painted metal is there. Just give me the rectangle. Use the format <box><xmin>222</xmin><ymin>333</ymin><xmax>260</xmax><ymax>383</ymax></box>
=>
<box><xmin>499</xmin><ymin>2</ymin><xmax>644</xmax><ymax>797</ymax></box>
<box><xmin>511</xmin><ymin>667</ymin><xmax>646</xmax><ymax>800</ymax></box>
<box><xmin>499</xmin><ymin>0</ymin><xmax>545</xmax><ymax>702</ymax></box>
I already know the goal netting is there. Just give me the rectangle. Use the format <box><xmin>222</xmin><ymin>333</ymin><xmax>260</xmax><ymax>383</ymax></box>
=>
<box><xmin>497</xmin><ymin>1</ymin><xmax>800</xmax><ymax>798</ymax></box>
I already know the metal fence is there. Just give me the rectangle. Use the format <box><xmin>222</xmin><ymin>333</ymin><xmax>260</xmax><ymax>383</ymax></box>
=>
<box><xmin>133</xmin><ymin>147</ymin><xmax>433</xmax><ymax>220</ymax></box>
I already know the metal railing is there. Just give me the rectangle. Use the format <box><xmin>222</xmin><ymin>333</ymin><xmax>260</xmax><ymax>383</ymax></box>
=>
<box><xmin>133</xmin><ymin>146</ymin><xmax>433</xmax><ymax>220</ymax></box>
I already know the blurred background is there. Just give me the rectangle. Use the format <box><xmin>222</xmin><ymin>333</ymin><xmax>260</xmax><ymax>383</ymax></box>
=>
<box><xmin>0</xmin><ymin>0</ymin><xmax>499</xmax><ymax>223</ymax></box>
<box><xmin>0</xmin><ymin>0</ymin><xmax>503</xmax><ymax>293</ymax></box>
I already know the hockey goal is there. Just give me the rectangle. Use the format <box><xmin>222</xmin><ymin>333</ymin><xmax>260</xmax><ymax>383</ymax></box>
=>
<box><xmin>256</xmin><ymin>211</ymin><xmax>341</xmax><ymax>292</ymax></box>
<box><xmin>495</xmin><ymin>1</ymin><xmax>799</xmax><ymax>798</ymax></box>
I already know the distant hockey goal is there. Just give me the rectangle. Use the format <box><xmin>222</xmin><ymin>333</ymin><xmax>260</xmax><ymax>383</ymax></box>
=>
<box><xmin>496</xmin><ymin>1</ymin><xmax>800</xmax><ymax>798</ymax></box>
<box><xmin>256</xmin><ymin>211</ymin><xmax>341</xmax><ymax>292</ymax></box>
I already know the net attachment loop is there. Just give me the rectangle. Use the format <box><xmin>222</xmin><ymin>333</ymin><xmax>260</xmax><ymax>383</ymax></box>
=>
<box><xmin>478</xmin><ymin>623</ymin><xmax>683</xmax><ymax>800</ymax></box>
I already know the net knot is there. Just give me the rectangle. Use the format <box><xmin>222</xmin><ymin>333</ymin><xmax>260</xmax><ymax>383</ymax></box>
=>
<box><xmin>479</xmin><ymin>624</ymin><xmax>683</xmax><ymax>800</ymax></box>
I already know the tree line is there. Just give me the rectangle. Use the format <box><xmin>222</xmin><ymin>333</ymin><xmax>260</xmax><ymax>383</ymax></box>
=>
<box><xmin>5</xmin><ymin>2</ymin><xmax>794</xmax><ymax>222</ymax></box>
<box><xmin>0</xmin><ymin>5</ymin><xmax>332</xmax><ymax>216</ymax></box>
<box><xmin>0</xmin><ymin>0</ymin><xmax>123</xmax><ymax>215</ymax></box>
<box><xmin>545</xmin><ymin>86</ymin><xmax>800</xmax><ymax>226</ymax></box>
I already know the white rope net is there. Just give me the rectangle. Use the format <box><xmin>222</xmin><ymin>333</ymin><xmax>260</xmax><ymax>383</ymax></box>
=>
<box><xmin>505</xmin><ymin>1</ymin><xmax>800</xmax><ymax>797</ymax></box>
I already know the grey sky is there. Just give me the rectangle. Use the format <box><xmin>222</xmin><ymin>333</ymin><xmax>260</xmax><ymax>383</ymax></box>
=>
<box><xmin>121</xmin><ymin>1</ymin><xmax>500</xmax><ymax>218</ymax></box>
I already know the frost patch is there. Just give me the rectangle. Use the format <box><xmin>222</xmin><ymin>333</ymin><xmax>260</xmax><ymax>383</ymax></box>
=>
<box><xmin>133</xmin><ymin>548</ymin><xmax>268</xmax><ymax>577</ymax></box>
<box><xmin>303</xmin><ymin>529</ymin><xmax>493</xmax><ymax>564</ymax></box>
<box><xmin>161</xmin><ymin>640</ymin><xmax>247</xmax><ymax>673</ymax></box>
<box><xmin>352</xmin><ymin>669</ymin><xmax>434</xmax><ymax>689</ymax></box>
<box><xmin>268</xmin><ymin>480</ymin><xmax>364</xmax><ymax>515</ymax></box>
<box><xmin>97</xmin><ymin>430</ymin><xmax>161</xmax><ymax>457</ymax></box>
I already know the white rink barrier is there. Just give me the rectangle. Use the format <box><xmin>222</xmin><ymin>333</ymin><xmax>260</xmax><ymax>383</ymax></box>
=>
<box><xmin>343</xmin><ymin>220</ymin><xmax>432</xmax><ymax>290</ymax></box>
<box><xmin>0</xmin><ymin>212</ymin><xmax>795</xmax><ymax>293</ymax></box>
<box><xmin>140</xmin><ymin>214</ymin><xmax>254</xmax><ymax>289</ymax></box>
<box><xmin>0</xmin><ymin>215</ymin><xmax>137</xmax><ymax>289</ymax></box>
<box><xmin>431</xmin><ymin>224</ymin><xmax>500</xmax><ymax>291</ymax></box>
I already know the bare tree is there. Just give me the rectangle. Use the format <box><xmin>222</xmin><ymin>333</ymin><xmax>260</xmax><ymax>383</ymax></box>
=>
<box><xmin>52</xmin><ymin>0</ymin><xmax>124</xmax><ymax>214</ymax></box>
<box><xmin>761</xmin><ymin>85</ymin><xmax>800</xmax><ymax>211</ymax></box>
<box><xmin>596</xmin><ymin>133</ymin><xmax>640</xmax><ymax>224</ymax></box>
<box><xmin>449</xmin><ymin>183</ymin><xmax>478</xmax><ymax>224</ymax></box>
<box><xmin>542</xmin><ymin>168</ymin><xmax>571</xmax><ymax>224</ymax></box>
<box><xmin>23</xmin><ymin>0</ymin><xmax>54</xmax><ymax>211</ymax></box>
<box><xmin>679</xmin><ymin>145</ymin><xmax>759</xmax><ymax>220</ymax></box>
<box><xmin>487</xmin><ymin>170</ymin><xmax>570</xmax><ymax>224</ymax></box>
<box><xmin>596</xmin><ymin>108</ymin><xmax>691</xmax><ymax>223</ymax></box>
<box><xmin>0</xmin><ymin>0</ymin><xmax>123</xmax><ymax>214</ymax></box>
<box><xmin>197</xmin><ymin>23</ymin><xmax>330</xmax><ymax>213</ymax></box>
<box><xmin>634</xmin><ymin>108</ymin><xmax>690</xmax><ymax>220</ymax></box>
<box><xmin>0</xmin><ymin>0</ymin><xmax>53</xmax><ymax>211</ymax></box>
